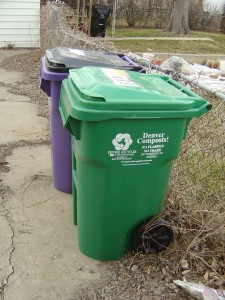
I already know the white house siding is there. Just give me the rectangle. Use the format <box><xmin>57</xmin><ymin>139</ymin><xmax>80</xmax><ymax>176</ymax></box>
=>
<box><xmin>0</xmin><ymin>0</ymin><xmax>40</xmax><ymax>48</ymax></box>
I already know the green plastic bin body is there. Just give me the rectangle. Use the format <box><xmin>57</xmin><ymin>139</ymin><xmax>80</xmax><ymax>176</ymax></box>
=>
<box><xmin>59</xmin><ymin>67</ymin><xmax>211</xmax><ymax>261</ymax></box>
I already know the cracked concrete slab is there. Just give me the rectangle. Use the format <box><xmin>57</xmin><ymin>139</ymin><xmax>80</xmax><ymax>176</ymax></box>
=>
<box><xmin>0</xmin><ymin>68</ymin><xmax>25</xmax><ymax>85</ymax></box>
<box><xmin>2</xmin><ymin>145</ymin><xmax>103</xmax><ymax>300</ymax></box>
<box><xmin>0</xmin><ymin>215</ymin><xmax>13</xmax><ymax>286</ymax></box>
<box><xmin>0</xmin><ymin>87</ymin><xmax>31</xmax><ymax>102</ymax></box>
<box><xmin>0</xmin><ymin>65</ymin><xmax>48</xmax><ymax>145</ymax></box>
<box><xmin>0</xmin><ymin>101</ymin><xmax>48</xmax><ymax>144</ymax></box>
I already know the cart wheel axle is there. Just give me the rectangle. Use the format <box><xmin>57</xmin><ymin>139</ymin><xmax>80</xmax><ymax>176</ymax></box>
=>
<box><xmin>132</xmin><ymin>218</ymin><xmax>173</xmax><ymax>254</ymax></box>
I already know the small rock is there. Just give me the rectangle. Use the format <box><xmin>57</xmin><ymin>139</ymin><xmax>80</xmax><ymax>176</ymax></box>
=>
<box><xmin>137</xmin><ymin>283</ymin><xmax>142</xmax><ymax>291</ymax></box>
<box><xmin>161</xmin><ymin>268</ymin><xmax>167</xmax><ymax>276</ymax></box>
<box><xmin>182</xmin><ymin>269</ymin><xmax>191</xmax><ymax>275</ymax></box>
<box><xmin>180</xmin><ymin>259</ymin><xmax>189</xmax><ymax>270</ymax></box>
<box><xmin>168</xmin><ymin>283</ymin><xmax>178</xmax><ymax>290</ymax></box>
<box><xmin>153</xmin><ymin>288</ymin><xmax>162</xmax><ymax>296</ymax></box>
<box><xmin>131</xmin><ymin>265</ymin><xmax>138</xmax><ymax>272</ymax></box>
<box><xmin>2</xmin><ymin>277</ymin><xmax>7</xmax><ymax>286</ymax></box>
<box><xmin>204</xmin><ymin>271</ymin><xmax>209</xmax><ymax>281</ymax></box>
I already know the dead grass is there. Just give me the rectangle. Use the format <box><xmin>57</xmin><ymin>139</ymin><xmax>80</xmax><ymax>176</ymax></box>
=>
<box><xmin>109</xmin><ymin>39</ymin><xmax>225</xmax><ymax>54</ymax></box>
<box><xmin>163</xmin><ymin>89</ymin><xmax>225</xmax><ymax>285</ymax></box>
<box><xmin>105</xmin><ymin>28</ymin><xmax>225</xmax><ymax>54</ymax></box>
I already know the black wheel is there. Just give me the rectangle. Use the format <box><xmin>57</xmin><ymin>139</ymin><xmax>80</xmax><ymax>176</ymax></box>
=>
<box><xmin>132</xmin><ymin>218</ymin><xmax>173</xmax><ymax>254</ymax></box>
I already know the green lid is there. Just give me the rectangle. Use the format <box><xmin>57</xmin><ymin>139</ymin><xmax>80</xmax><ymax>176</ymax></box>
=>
<box><xmin>59</xmin><ymin>67</ymin><xmax>211</xmax><ymax>122</ymax></box>
<box><xmin>68</xmin><ymin>67</ymin><xmax>206</xmax><ymax>110</ymax></box>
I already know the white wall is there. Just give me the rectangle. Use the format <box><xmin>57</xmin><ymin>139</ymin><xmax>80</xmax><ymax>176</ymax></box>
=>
<box><xmin>0</xmin><ymin>0</ymin><xmax>40</xmax><ymax>48</ymax></box>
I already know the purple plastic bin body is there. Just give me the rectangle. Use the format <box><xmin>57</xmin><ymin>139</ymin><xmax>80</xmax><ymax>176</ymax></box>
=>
<box><xmin>40</xmin><ymin>57</ymin><xmax>72</xmax><ymax>193</ymax></box>
<box><xmin>40</xmin><ymin>52</ymin><xmax>143</xmax><ymax>194</ymax></box>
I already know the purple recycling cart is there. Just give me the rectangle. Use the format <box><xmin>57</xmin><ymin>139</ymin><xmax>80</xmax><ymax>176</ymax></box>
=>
<box><xmin>40</xmin><ymin>47</ymin><xmax>144</xmax><ymax>194</ymax></box>
<box><xmin>40</xmin><ymin>59</ymin><xmax>71</xmax><ymax>193</ymax></box>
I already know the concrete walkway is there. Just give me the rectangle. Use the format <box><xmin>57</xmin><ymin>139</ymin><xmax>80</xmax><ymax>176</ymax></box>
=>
<box><xmin>0</xmin><ymin>50</ymin><xmax>106</xmax><ymax>300</ymax></box>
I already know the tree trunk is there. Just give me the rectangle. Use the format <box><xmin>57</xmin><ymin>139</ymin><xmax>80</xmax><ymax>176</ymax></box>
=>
<box><xmin>167</xmin><ymin>0</ymin><xmax>190</xmax><ymax>34</ymax></box>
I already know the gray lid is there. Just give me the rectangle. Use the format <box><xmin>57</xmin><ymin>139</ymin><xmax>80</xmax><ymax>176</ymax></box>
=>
<box><xmin>45</xmin><ymin>47</ymin><xmax>137</xmax><ymax>72</ymax></box>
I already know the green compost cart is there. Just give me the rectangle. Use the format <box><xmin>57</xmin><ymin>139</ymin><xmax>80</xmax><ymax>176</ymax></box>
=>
<box><xmin>59</xmin><ymin>67</ymin><xmax>211</xmax><ymax>261</ymax></box>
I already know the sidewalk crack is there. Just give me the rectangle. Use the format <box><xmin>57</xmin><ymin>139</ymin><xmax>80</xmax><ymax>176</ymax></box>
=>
<box><xmin>0</xmin><ymin>211</ymin><xmax>15</xmax><ymax>300</ymax></box>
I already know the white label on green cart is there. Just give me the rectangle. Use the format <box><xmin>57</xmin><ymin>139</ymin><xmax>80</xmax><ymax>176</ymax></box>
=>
<box><xmin>108</xmin><ymin>132</ymin><xmax>170</xmax><ymax>166</ymax></box>
<box><xmin>102</xmin><ymin>68</ymin><xmax>139</xmax><ymax>87</ymax></box>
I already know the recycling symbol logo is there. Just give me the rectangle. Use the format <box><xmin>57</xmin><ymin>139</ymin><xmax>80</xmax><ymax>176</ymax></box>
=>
<box><xmin>112</xmin><ymin>133</ymin><xmax>133</xmax><ymax>151</ymax></box>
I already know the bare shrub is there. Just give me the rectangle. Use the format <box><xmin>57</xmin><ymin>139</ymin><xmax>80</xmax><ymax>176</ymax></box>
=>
<box><xmin>189</xmin><ymin>2</ymin><xmax>222</xmax><ymax>31</ymax></box>
<box><xmin>161</xmin><ymin>82</ymin><xmax>224</xmax><ymax>282</ymax></box>
<box><xmin>118</xmin><ymin>0</ymin><xmax>145</xmax><ymax>27</ymax></box>
<box><xmin>221</xmin><ymin>15</ymin><xmax>225</xmax><ymax>33</ymax></box>
<box><xmin>189</xmin><ymin>1</ymin><xmax>203</xmax><ymax>30</ymax></box>
<box><xmin>40</xmin><ymin>2</ymin><xmax>116</xmax><ymax>55</ymax></box>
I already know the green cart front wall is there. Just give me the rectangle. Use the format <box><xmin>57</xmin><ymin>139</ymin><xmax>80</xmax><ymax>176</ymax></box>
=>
<box><xmin>59</xmin><ymin>67</ymin><xmax>211</xmax><ymax>261</ymax></box>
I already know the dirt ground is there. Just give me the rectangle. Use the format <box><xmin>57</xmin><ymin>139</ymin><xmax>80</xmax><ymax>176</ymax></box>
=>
<box><xmin>0</xmin><ymin>49</ymin><xmax>223</xmax><ymax>300</ymax></box>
